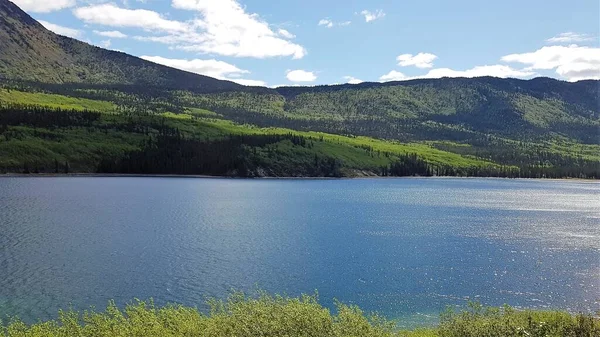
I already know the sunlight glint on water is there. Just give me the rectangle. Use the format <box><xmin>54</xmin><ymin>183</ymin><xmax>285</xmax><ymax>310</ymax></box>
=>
<box><xmin>0</xmin><ymin>177</ymin><xmax>598</xmax><ymax>327</ymax></box>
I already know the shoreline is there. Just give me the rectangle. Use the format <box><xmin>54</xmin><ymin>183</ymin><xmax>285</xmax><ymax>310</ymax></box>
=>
<box><xmin>0</xmin><ymin>172</ymin><xmax>597</xmax><ymax>181</ymax></box>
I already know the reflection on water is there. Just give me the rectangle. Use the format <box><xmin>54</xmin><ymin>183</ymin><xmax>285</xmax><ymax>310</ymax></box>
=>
<box><xmin>0</xmin><ymin>177</ymin><xmax>598</xmax><ymax>327</ymax></box>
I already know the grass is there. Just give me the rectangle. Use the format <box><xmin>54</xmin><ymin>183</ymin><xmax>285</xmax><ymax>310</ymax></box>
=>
<box><xmin>0</xmin><ymin>125</ymin><xmax>144</xmax><ymax>172</ymax></box>
<box><xmin>200</xmin><ymin>119</ymin><xmax>501</xmax><ymax>169</ymax></box>
<box><xmin>185</xmin><ymin>107</ymin><xmax>221</xmax><ymax>118</ymax></box>
<box><xmin>0</xmin><ymin>89</ymin><xmax>117</xmax><ymax>112</ymax></box>
<box><xmin>1</xmin><ymin>293</ymin><xmax>597</xmax><ymax>337</ymax></box>
<box><xmin>163</xmin><ymin>114</ymin><xmax>525</xmax><ymax>172</ymax></box>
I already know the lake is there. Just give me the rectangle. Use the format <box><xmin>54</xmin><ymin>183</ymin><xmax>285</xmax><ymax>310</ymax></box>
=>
<box><xmin>0</xmin><ymin>177</ymin><xmax>598</xmax><ymax>327</ymax></box>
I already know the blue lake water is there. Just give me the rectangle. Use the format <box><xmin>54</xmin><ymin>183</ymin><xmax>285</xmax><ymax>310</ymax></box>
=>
<box><xmin>0</xmin><ymin>177</ymin><xmax>598</xmax><ymax>327</ymax></box>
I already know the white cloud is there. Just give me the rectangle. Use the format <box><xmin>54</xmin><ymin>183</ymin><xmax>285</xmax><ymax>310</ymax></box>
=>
<box><xmin>286</xmin><ymin>69</ymin><xmax>317</xmax><ymax>82</ymax></box>
<box><xmin>318</xmin><ymin>19</ymin><xmax>333</xmax><ymax>28</ymax></box>
<box><xmin>380</xmin><ymin>65</ymin><xmax>535</xmax><ymax>82</ymax></box>
<box><xmin>169</xmin><ymin>0</ymin><xmax>306</xmax><ymax>59</ymax></box>
<box><xmin>501</xmin><ymin>45</ymin><xmax>600</xmax><ymax>81</ymax></box>
<box><xmin>278</xmin><ymin>29</ymin><xmax>295</xmax><ymax>39</ymax></box>
<box><xmin>230</xmin><ymin>79</ymin><xmax>267</xmax><ymax>86</ymax></box>
<box><xmin>318</xmin><ymin>19</ymin><xmax>351</xmax><ymax>28</ymax></box>
<box><xmin>134</xmin><ymin>35</ymin><xmax>179</xmax><ymax>44</ymax></box>
<box><xmin>11</xmin><ymin>0</ymin><xmax>75</xmax><ymax>13</ymax></box>
<box><xmin>38</xmin><ymin>20</ymin><xmax>83</xmax><ymax>38</ymax></box>
<box><xmin>397</xmin><ymin>53</ymin><xmax>437</xmax><ymax>68</ymax></box>
<box><xmin>74</xmin><ymin>1</ymin><xmax>305</xmax><ymax>59</ymax></box>
<box><xmin>546</xmin><ymin>32</ymin><xmax>594</xmax><ymax>44</ymax></box>
<box><xmin>93</xmin><ymin>30</ymin><xmax>128</xmax><ymax>38</ymax></box>
<box><xmin>343</xmin><ymin>76</ymin><xmax>363</xmax><ymax>84</ymax></box>
<box><xmin>73</xmin><ymin>4</ymin><xmax>189</xmax><ymax>33</ymax></box>
<box><xmin>140</xmin><ymin>55</ymin><xmax>267</xmax><ymax>86</ymax></box>
<box><xmin>379</xmin><ymin>70</ymin><xmax>408</xmax><ymax>81</ymax></box>
<box><xmin>360</xmin><ymin>9</ymin><xmax>385</xmax><ymax>22</ymax></box>
<box><xmin>140</xmin><ymin>55</ymin><xmax>249</xmax><ymax>78</ymax></box>
<box><xmin>99</xmin><ymin>39</ymin><xmax>111</xmax><ymax>48</ymax></box>
<box><xmin>418</xmin><ymin>65</ymin><xmax>536</xmax><ymax>79</ymax></box>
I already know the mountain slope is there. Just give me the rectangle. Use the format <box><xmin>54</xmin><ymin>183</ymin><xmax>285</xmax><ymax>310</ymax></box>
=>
<box><xmin>185</xmin><ymin>77</ymin><xmax>599</xmax><ymax>144</ymax></box>
<box><xmin>0</xmin><ymin>0</ymin><xmax>243</xmax><ymax>92</ymax></box>
<box><xmin>276</xmin><ymin>77</ymin><xmax>600</xmax><ymax>114</ymax></box>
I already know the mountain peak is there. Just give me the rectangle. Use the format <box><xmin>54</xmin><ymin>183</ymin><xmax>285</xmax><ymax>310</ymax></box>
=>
<box><xmin>0</xmin><ymin>0</ymin><xmax>39</xmax><ymax>26</ymax></box>
<box><xmin>0</xmin><ymin>0</ymin><xmax>243</xmax><ymax>92</ymax></box>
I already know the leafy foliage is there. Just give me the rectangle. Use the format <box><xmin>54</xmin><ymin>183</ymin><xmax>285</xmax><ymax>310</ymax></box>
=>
<box><xmin>438</xmin><ymin>302</ymin><xmax>600</xmax><ymax>337</ymax></box>
<box><xmin>1</xmin><ymin>294</ymin><xmax>597</xmax><ymax>337</ymax></box>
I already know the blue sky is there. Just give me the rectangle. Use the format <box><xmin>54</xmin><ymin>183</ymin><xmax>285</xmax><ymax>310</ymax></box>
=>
<box><xmin>12</xmin><ymin>0</ymin><xmax>600</xmax><ymax>87</ymax></box>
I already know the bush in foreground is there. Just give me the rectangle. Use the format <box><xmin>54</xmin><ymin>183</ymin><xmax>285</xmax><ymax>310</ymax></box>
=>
<box><xmin>438</xmin><ymin>302</ymin><xmax>599</xmax><ymax>337</ymax></box>
<box><xmin>1</xmin><ymin>293</ymin><xmax>597</xmax><ymax>337</ymax></box>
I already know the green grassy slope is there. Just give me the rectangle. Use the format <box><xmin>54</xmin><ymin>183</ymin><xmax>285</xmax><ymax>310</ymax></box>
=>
<box><xmin>0</xmin><ymin>89</ymin><xmax>117</xmax><ymax>111</ymax></box>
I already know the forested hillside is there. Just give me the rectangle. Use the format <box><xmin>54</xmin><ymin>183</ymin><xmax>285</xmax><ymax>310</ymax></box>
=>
<box><xmin>0</xmin><ymin>79</ymin><xmax>597</xmax><ymax>178</ymax></box>
<box><xmin>192</xmin><ymin>77</ymin><xmax>598</xmax><ymax>144</ymax></box>
<box><xmin>0</xmin><ymin>101</ymin><xmax>520</xmax><ymax>177</ymax></box>
<box><xmin>0</xmin><ymin>0</ymin><xmax>598</xmax><ymax>178</ymax></box>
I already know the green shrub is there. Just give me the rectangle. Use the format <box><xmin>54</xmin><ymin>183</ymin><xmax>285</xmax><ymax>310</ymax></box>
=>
<box><xmin>1</xmin><ymin>295</ymin><xmax>598</xmax><ymax>337</ymax></box>
<box><xmin>438</xmin><ymin>302</ymin><xmax>600</xmax><ymax>337</ymax></box>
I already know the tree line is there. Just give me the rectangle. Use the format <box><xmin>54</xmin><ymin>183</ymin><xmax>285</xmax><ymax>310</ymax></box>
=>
<box><xmin>0</xmin><ymin>103</ymin><xmax>597</xmax><ymax>178</ymax></box>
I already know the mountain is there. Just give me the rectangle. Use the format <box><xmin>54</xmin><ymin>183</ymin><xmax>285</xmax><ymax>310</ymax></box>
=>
<box><xmin>0</xmin><ymin>0</ymin><xmax>243</xmax><ymax>92</ymax></box>
<box><xmin>191</xmin><ymin>76</ymin><xmax>599</xmax><ymax>145</ymax></box>
<box><xmin>0</xmin><ymin>0</ymin><xmax>598</xmax><ymax>178</ymax></box>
